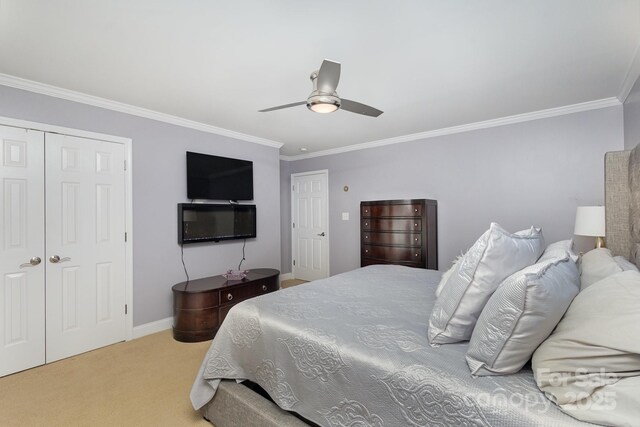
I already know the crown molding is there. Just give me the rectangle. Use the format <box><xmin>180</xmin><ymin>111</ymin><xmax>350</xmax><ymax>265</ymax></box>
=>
<box><xmin>618</xmin><ymin>40</ymin><xmax>640</xmax><ymax>103</ymax></box>
<box><xmin>280</xmin><ymin>97</ymin><xmax>622</xmax><ymax>161</ymax></box>
<box><xmin>0</xmin><ymin>73</ymin><xmax>622</xmax><ymax>158</ymax></box>
<box><xmin>0</xmin><ymin>73</ymin><xmax>283</xmax><ymax>149</ymax></box>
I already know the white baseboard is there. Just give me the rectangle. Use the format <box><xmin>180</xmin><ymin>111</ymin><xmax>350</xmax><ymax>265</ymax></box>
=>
<box><xmin>132</xmin><ymin>316</ymin><xmax>173</xmax><ymax>339</ymax></box>
<box><xmin>279</xmin><ymin>272</ymin><xmax>294</xmax><ymax>283</ymax></box>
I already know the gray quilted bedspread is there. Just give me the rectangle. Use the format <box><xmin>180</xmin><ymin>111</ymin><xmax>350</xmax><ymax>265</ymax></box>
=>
<box><xmin>191</xmin><ymin>264</ymin><xmax>588</xmax><ymax>426</ymax></box>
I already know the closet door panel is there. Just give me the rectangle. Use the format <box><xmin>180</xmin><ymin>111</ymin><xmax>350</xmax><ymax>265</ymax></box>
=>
<box><xmin>45</xmin><ymin>133</ymin><xmax>126</xmax><ymax>363</ymax></box>
<box><xmin>0</xmin><ymin>125</ymin><xmax>45</xmax><ymax>377</ymax></box>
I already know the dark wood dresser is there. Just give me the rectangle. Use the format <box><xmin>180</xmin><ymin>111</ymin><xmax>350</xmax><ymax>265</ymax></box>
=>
<box><xmin>172</xmin><ymin>268</ymin><xmax>279</xmax><ymax>342</ymax></box>
<box><xmin>361</xmin><ymin>199</ymin><xmax>438</xmax><ymax>269</ymax></box>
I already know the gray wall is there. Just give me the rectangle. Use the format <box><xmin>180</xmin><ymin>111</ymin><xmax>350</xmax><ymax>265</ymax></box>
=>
<box><xmin>624</xmin><ymin>74</ymin><xmax>640</xmax><ymax>149</ymax></box>
<box><xmin>280</xmin><ymin>160</ymin><xmax>292</xmax><ymax>274</ymax></box>
<box><xmin>281</xmin><ymin>106</ymin><xmax>624</xmax><ymax>275</ymax></box>
<box><xmin>0</xmin><ymin>85</ymin><xmax>281</xmax><ymax>327</ymax></box>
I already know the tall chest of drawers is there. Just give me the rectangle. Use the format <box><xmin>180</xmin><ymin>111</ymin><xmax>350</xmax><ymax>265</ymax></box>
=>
<box><xmin>360</xmin><ymin>199</ymin><xmax>438</xmax><ymax>270</ymax></box>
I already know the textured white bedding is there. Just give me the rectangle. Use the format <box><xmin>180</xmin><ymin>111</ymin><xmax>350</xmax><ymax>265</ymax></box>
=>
<box><xmin>191</xmin><ymin>264</ymin><xmax>588</xmax><ymax>426</ymax></box>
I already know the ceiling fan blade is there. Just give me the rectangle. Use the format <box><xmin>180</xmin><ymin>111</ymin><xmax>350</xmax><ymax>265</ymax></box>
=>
<box><xmin>317</xmin><ymin>60</ymin><xmax>341</xmax><ymax>94</ymax></box>
<box><xmin>258</xmin><ymin>101</ymin><xmax>307</xmax><ymax>112</ymax></box>
<box><xmin>340</xmin><ymin>99</ymin><xmax>383</xmax><ymax>117</ymax></box>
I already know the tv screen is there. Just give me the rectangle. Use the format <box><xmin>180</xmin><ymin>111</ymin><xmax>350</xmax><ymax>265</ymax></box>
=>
<box><xmin>178</xmin><ymin>204</ymin><xmax>256</xmax><ymax>243</ymax></box>
<box><xmin>187</xmin><ymin>152</ymin><xmax>253</xmax><ymax>201</ymax></box>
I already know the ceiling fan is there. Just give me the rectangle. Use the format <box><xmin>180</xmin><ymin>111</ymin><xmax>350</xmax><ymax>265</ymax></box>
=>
<box><xmin>259</xmin><ymin>59</ymin><xmax>383</xmax><ymax>117</ymax></box>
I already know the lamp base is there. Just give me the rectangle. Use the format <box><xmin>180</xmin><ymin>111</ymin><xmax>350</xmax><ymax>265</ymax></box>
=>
<box><xmin>595</xmin><ymin>236</ymin><xmax>606</xmax><ymax>249</ymax></box>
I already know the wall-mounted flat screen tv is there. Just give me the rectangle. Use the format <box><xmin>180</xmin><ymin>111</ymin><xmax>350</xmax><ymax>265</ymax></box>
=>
<box><xmin>178</xmin><ymin>203</ymin><xmax>256</xmax><ymax>243</ymax></box>
<box><xmin>187</xmin><ymin>152</ymin><xmax>253</xmax><ymax>201</ymax></box>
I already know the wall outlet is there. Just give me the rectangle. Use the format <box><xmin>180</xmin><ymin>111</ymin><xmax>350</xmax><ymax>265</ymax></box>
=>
<box><xmin>341</xmin><ymin>212</ymin><xmax>349</xmax><ymax>221</ymax></box>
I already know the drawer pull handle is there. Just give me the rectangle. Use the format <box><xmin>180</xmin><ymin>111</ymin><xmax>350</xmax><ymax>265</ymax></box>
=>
<box><xmin>365</xmin><ymin>249</ymin><xmax>369</xmax><ymax>253</ymax></box>
<box><xmin>415</xmin><ymin>238</ymin><xmax>418</xmax><ymax>241</ymax></box>
<box><xmin>365</xmin><ymin>222</ymin><xmax>369</xmax><ymax>226</ymax></box>
<box><xmin>415</xmin><ymin>253</ymin><xmax>419</xmax><ymax>257</ymax></box>
<box><xmin>262</xmin><ymin>285</ymin><xmax>268</xmax><ymax>292</ymax></box>
<box><xmin>365</xmin><ymin>235</ymin><xmax>369</xmax><ymax>239</ymax></box>
<box><xmin>227</xmin><ymin>293</ymin><xmax>233</xmax><ymax>301</ymax></box>
<box><xmin>414</xmin><ymin>223</ymin><xmax>418</xmax><ymax>227</ymax></box>
<box><xmin>415</xmin><ymin>209</ymin><xmax>418</xmax><ymax>212</ymax></box>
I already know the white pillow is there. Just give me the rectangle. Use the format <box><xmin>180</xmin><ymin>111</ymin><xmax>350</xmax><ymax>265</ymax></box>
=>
<box><xmin>613</xmin><ymin>255</ymin><xmax>639</xmax><ymax>272</ymax></box>
<box><xmin>435</xmin><ymin>255</ymin><xmax>462</xmax><ymax>297</ymax></box>
<box><xmin>532</xmin><ymin>271</ymin><xmax>640</xmax><ymax>426</ymax></box>
<box><xmin>538</xmin><ymin>239</ymin><xmax>578</xmax><ymax>263</ymax></box>
<box><xmin>428</xmin><ymin>223</ymin><xmax>545</xmax><ymax>345</ymax></box>
<box><xmin>466</xmin><ymin>255</ymin><xmax>579</xmax><ymax>376</ymax></box>
<box><xmin>579</xmin><ymin>248</ymin><xmax>622</xmax><ymax>290</ymax></box>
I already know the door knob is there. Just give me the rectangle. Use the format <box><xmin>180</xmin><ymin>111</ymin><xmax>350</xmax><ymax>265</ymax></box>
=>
<box><xmin>49</xmin><ymin>255</ymin><xmax>71</xmax><ymax>264</ymax></box>
<box><xmin>19</xmin><ymin>257</ymin><xmax>41</xmax><ymax>268</ymax></box>
<box><xmin>317</xmin><ymin>232</ymin><xmax>326</xmax><ymax>236</ymax></box>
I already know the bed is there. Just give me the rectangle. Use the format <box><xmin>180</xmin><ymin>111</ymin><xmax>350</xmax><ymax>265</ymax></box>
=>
<box><xmin>190</xmin><ymin>146</ymin><xmax>638</xmax><ymax>427</ymax></box>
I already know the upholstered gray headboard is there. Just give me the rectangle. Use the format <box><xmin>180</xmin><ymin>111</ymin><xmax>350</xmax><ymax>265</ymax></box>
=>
<box><xmin>605</xmin><ymin>144</ymin><xmax>640</xmax><ymax>264</ymax></box>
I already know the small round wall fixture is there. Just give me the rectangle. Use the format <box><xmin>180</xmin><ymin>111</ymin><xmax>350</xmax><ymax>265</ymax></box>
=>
<box><xmin>343</xmin><ymin>186</ymin><xmax>349</xmax><ymax>192</ymax></box>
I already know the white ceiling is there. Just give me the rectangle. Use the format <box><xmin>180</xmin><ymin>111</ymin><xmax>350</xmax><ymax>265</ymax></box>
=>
<box><xmin>1</xmin><ymin>1</ymin><xmax>639</xmax><ymax>156</ymax></box>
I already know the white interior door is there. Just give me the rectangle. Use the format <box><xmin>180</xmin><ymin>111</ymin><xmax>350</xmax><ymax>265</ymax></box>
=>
<box><xmin>45</xmin><ymin>133</ymin><xmax>126</xmax><ymax>363</ymax></box>
<box><xmin>0</xmin><ymin>125</ymin><xmax>45</xmax><ymax>377</ymax></box>
<box><xmin>292</xmin><ymin>171</ymin><xmax>329</xmax><ymax>281</ymax></box>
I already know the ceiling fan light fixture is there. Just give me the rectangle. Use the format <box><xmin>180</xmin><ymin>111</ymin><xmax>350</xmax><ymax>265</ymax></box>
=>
<box><xmin>307</xmin><ymin>94</ymin><xmax>340</xmax><ymax>114</ymax></box>
<box><xmin>259</xmin><ymin>60</ymin><xmax>382</xmax><ymax>117</ymax></box>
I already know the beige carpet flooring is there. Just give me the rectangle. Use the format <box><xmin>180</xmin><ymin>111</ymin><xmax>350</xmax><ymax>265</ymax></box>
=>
<box><xmin>0</xmin><ymin>280</ymin><xmax>309</xmax><ymax>426</ymax></box>
<box><xmin>280</xmin><ymin>279</ymin><xmax>308</xmax><ymax>288</ymax></box>
<box><xmin>0</xmin><ymin>330</ymin><xmax>212</xmax><ymax>427</ymax></box>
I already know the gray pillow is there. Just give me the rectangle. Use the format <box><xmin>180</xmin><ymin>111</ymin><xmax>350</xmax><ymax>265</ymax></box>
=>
<box><xmin>428</xmin><ymin>223</ymin><xmax>545</xmax><ymax>345</ymax></box>
<box><xmin>532</xmin><ymin>271</ymin><xmax>640</xmax><ymax>426</ymax></box>
<box><xmin>466</xmin><ymin>255</ymin><xmax>579</xmax><ymax>376</ymax></box>
<box><xmin>579</xmin><ymin>248</ymin><xmax>622</xmax><ymax>290</ymax></box>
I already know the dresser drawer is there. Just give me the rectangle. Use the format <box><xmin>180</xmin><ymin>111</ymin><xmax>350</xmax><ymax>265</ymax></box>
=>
<box><xmin>248</xmin><ymin>279</ymin><xmax>278</xmax><ymax>295</ymax></box>
<box><xmin>362</xmin><ymin>218</ymin><xmax>422</xmax><ymax>232</ymax></box>
<box><xmin>362</xmin><ymin>232</ymin><xmax>421</xmax><ymax>246</ymax></box>
<box><xmin>173</xmin><ymin>291</ymin><xmax>218</xmax><ymax>310</ymax></box>
<box><xmin>219</xmin><ymin>279</ymin><xmax>277</xmax><ymax>305</ymax></box>
<box><xmin>173</xmin><ymin>307</ymin><xmax>218</xmax><ymax>332</ymax></box>
<box><xmin>361</xmin><ymin>204</ymin><xmax>422</xmax><ymax>218</ymax></box>
<box><xmin>362</xmin><ymin>245</ymin><xmax>422</xmax><ymax>262</ymax></box>
<box><xmin>219</xmin><ymin>304</ymin><xmax>234</xmax><ymax>324</ymax></box>
<box><xmin>219</xmin><ymin>284</ymin><xmax>252</xmax><ymax>305</ymax></box>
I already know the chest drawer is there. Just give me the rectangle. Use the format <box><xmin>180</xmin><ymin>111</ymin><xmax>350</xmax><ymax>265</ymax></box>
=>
<box><xmin>362</xmin><ymin>232</ymin><xmax>421</xmax><ymax>246</ymax></box>
<box><xmin>362</xmin><ymin>245</ymin><xmax>422</xmax><ymax>262</ymax></box>
<box><xmin>360</xmin><ymin>199</ymin><xmax>437</xmax><ymax>270</ymax></box>
<box><xmin>361</xmin><ymin>258</ymin><xmax>423</xmax><ymax>268</ymax></box>
<box><xmin>362</xmin><ymin>218</ymin><xmax>422</xmax><ymax>232</ymax></box>
<box><xmin>361</xmin><ymin>204</ymin><xmax>422</xmax><ymax>218</ymax></box>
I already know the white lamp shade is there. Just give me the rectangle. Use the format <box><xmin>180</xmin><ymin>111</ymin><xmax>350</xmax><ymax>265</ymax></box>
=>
<box><xmin>574</xmin><ymin>206</ymin><xmax>605</xmax><ymax>237</ymax></box>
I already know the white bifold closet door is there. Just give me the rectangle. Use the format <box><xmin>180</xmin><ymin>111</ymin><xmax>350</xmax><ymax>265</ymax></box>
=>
<box><xmin>0</xmin><ymin>126</ymin><xmax>126</xmax><ymax>376</ymax></box>
<box><xmin>45</xmin><ymin>133</ymin><xmax>126</xmax><ymax>363</ymax></box>
<box><xmin>0</xmin><ymin>126</ymin><xmax>46</xmax><ymax>377</ymax></box>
